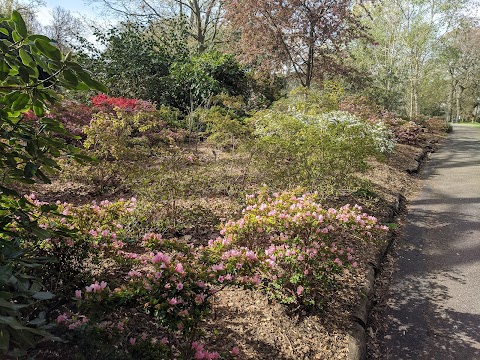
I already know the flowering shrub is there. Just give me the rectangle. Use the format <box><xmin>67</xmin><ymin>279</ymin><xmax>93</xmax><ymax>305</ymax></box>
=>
<box><xmin>69</xmin><ymin>236</ymin><xmax>251</xmax><ymax>358</ymax></box>
<box><xmin>18</xmin><ymin>196</ymin><xmax>138</xmax><ymax>298</ymax></box>
<box><xmin>21</xmin><ymin>190</ymin><xmax>386</xmax><ymax>357</ymax></box>
<box><xmin>91</xmin><ymin>94</ymin><xmax>157</xmax><ymax>113</ymax></box>
<box><xmin>208</xmin><ymin>189</ymin><xmax>388</xmax><ymax>307</ymax></box>
<box><xmin>316</xmin><ymin>111</ymin><xmax>395</xmax><ymax>153</ymax></box>
<box><xmin>249</xmin><ymin>108</ymin><xmax>395</xmax><ymax>190</ymax></box>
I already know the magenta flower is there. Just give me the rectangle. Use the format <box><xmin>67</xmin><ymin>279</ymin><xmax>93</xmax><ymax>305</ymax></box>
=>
<box><xmin>75</xmin><ymin>290</ymin><xmax>82</xmax><ymax>299</ymax></box>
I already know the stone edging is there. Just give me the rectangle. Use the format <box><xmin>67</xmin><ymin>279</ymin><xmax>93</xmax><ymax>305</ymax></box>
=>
<box><xmin>347</xmin><ymin>142</ymin><xmax>437</xmax><ymax>359</ymax></box>
<box><xmin>346</xmin><ymin>193</ymin><xmax>403</xmax><ymax>360</ymax></box>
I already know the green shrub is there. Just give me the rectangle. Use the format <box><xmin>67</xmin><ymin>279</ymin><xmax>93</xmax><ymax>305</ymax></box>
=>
<box><xmin>83</xmin><ymin>106</ymin><xmax>185</xmax><ymax>160</ymax></box>
<box><xmin>249</xmin><ymin>107</ymin><xmax>395</xmax><ymax>190</ymax></box>
<box><xmin>191</xmin><ymin>106</ymin><xmax>251</xmax><ymax>150</ymax></box>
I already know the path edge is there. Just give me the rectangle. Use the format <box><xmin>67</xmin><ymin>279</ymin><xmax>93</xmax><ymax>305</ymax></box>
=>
<box><xmin>346</xmin><ymin>144</ymin><xmax>436</xmax><ymax>360</ymax></box>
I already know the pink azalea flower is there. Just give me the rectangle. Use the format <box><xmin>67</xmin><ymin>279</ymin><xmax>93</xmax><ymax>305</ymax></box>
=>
<box><xmin>75</xmin><ymin>290</ymin><xmax>82</xmax><ymax>299</ymax></box>
<box><xmin>176</xmin><ymin>283</ymin><xmax>184</xmax><ymax>290</ymax></box>
<box><xmin>175</xmin><ymin>263</ymin><xmax>185</xmax><ymax>274</ymax></box>
<box><xmin>56</xmin><ymin>314</ymin><xmax>68</xmax><ymax>324</ymax></box>
<box><xmin>296</xmin><ymin>286</ymin><xmax>304</xmax><ymax>296</ymax></box>
<box><xmin>129</xmin><ymin>337</ymin><xmax>136</xmax><ymax>345</ymax></box>
<box><xmin>168</xmin><ymin>298</ymin><xmax>178</xmax><ymax>306</ymax></box>
<box><xmin>195</xmin><ymin>294</ymin><xmax>206</xmax><ymax>304</ymax></box>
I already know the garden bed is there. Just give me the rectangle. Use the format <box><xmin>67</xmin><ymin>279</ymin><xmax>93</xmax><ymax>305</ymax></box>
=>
<box><xmin>23</xmin><ymin>120</ymin><xmax>445</xmax><ymax>360</ymax></box>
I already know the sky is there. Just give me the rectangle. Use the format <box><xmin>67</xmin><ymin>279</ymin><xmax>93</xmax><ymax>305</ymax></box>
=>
<box><xmin>36</xmin><ymin>0</ymin><xmax>110</xmax><ymax>26</ymax></box>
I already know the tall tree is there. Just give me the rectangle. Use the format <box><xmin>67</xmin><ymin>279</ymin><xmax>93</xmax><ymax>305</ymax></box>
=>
<box><xmin>225</xmin><ymin>0</ymin><xmax>366</xmax><ymax>88</ymax></box>
<box><xmin>91</xmin><ymin>0</ymin><xmax>224</xmax><ymax>51</ymax></box>
<box><xmin>354</xmin><ymin>0</ymin><xmax>470</xmax><ymax>118</ymax></box>
<box><xmin>43</xmin><ymin>6</ymin><xmax>85</xmax><ymax>53</ymax></box>
<box><xmin>441</xmin><ymin>22</ymin><xmax>480</xmax><ymax>121</ymax></box>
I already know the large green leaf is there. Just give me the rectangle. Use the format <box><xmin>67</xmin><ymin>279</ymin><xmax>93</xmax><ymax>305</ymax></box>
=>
<box><xmin>0</xmin><ymin>59</ymin><xmax>9</xmax><ymax>81</ymax></box>
<box><xmin>11</xmin><ymin>93</ymin><xmax>29</xmax><ymax>112</ymax></box>
<box><xmin>62</xmin><ymin>69</ymin><xmax>78</xmax><ymax>85</ymax></box>
<box><xmin>75</xmin><ymin>70</ymin><xmax>109</xmax><ymax>93</ymax></box>
<box><xmin>18</xmin><ymin>49</ymin><xmax>34</xmax><ymax>67</ymax></box>
<box><xmin>11</xmin><ymin>11</ymin><xmax>27</xmax><ymax>38</ymax></box>
<box><xmin>23</xmin><ymin>162</ymin><xmax>37</xmax><ymax>179</ymax></box>
<box><xmin>0</xmin><ymin>316</ymin><xmax>29</xmax><ymax>331</ymax></box>
<box><xmin>0</xmin><ymin>298</ymin><xmax>28</xmax><ymax>311</ymax></box>
<box><xmin>33</xmin><ymin>39</ymin><xmax>62</xmax><ymax>63</ymax></box>
<box><xmin>31</xmin><ymin>292</ymin><xmax>54</xmax><ymax>301</ymax></box>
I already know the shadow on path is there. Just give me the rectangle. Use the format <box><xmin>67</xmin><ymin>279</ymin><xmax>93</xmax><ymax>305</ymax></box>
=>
<box><xmin>375</xmin><ymin>125</ymin><xmax>480</xmax><ymax>359</ymax></box>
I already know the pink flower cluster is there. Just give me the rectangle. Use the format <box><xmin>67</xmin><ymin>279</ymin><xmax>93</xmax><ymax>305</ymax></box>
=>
<box><xmin>207</xmin><ymin>190</ymin><xmax>388</xmax><ymax>307</ymax></box>
<box><xmin>191</xmin><ymin>342</ymin><xmax>220</xmax><ymax>360</ymax></box>
<box><xmin>56</xmin><ymin>312</ymin><xmax>89</xmax><ymax>330</ymax></box>
<box><xmin>85</xmin><ymin>281</ymin><xmax>108</xmax><ymax>293</ymax></box>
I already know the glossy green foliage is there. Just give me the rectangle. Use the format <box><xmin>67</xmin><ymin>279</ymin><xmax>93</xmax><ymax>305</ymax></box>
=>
<box><xmin>0</xmin><ymin>11</ymin><xmax>107</xmax><ymax>356</ymax></box>
<box><xmin>168</xmin><ymin>51</ymin><xmax>248</xmax><ymax>111</ymax></box>
<box><xmin>79</xmin><ymin>20</ymin><xmax>188</xmax><ymax>106</ymax></box>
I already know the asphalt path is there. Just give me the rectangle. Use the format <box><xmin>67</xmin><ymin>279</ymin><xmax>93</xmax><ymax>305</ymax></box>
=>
<box><xmin>377</xmin><ymin>124</ymin><xmax>480</xmax><ymax>359</ymax></box>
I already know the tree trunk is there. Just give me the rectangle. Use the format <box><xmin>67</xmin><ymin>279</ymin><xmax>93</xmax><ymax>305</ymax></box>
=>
<box><xmin>409</xmin><ymin>77</ymin><xmax>414</xmax><ymax>119</ymax></box>
<box><xmin>191</xmin><ymin>0</ymin><xmax>206</xmax><ymax>52</ymax></box>
<box><xmin>456</xmin><ymin>84</ymin><xmax>464</xmax><ymax>122</ymax></box>
<box><xmin>446</xmin><ymin>79</ymin><xmax>455</xmax><ymax>122</ymax></box>
<box><xmin>305</xmin><ymin>23</ymin><xmax>315</xmax><ymax>88</ymax></box>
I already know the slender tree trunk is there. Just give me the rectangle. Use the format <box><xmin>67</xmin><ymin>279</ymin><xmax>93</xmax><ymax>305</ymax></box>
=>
<box><xmin>446</xmin><ymin>79</ymin><xmax>455</xmax><ymax>122</ymax></box>
<box><xmin>191</xmin><ymin>0</ymin><xmax>206</xmax><ymax>52</ymax></box>
<box><xmin>305</xmin><ymin>22</ymin><xmax>315</xmax><ymax>88</ymax></box>
<box><xmin>413</xmin><ymin>83</ymin><xmax>419</xmax><ymax>118</ymax></box>
<box><xmin>409</xmin><ymin>77</ymin><xmax>414</xmax><ymax>119</ymax></box>
<box><xmin>456</xmin><ymin>84</ymin><xmax>464</xmax><ymax>122</ymax></box>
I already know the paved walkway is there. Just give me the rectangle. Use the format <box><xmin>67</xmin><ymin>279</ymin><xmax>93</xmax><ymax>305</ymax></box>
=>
<box><xmin>378</xmin><ymin>124</ymin><xmax>480</xmax><ymax>359</ymax></box>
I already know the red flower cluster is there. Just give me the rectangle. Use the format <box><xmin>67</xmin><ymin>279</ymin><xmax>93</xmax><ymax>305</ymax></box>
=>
<box><xmin>91</xmin><ymin>94</ymin><xmax>138</xmax><ymax>110</ymax></box>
